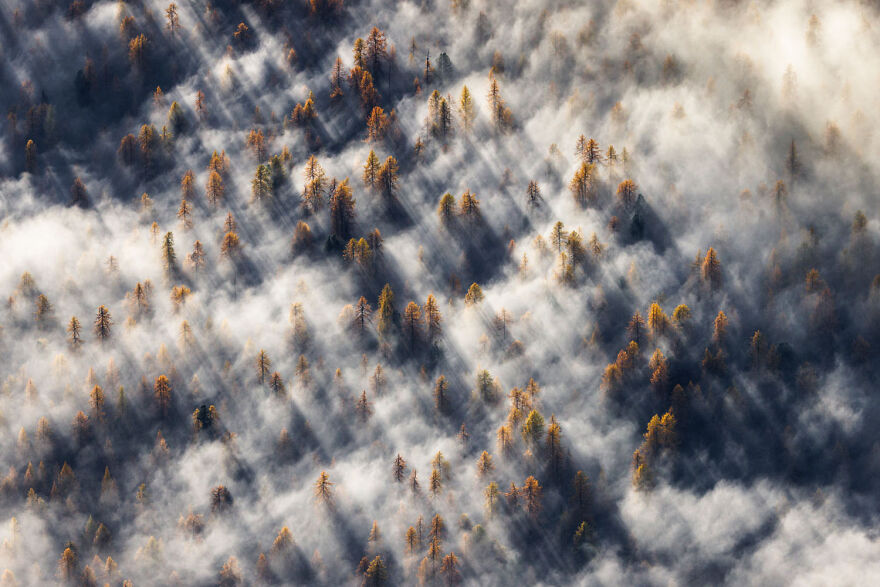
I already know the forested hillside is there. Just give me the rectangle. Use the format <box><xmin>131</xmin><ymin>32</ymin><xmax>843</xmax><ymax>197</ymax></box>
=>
<box><xmin>1</xmin><ymin>0</ymin><xmax>880</xmax><ymax>585</ymax></box>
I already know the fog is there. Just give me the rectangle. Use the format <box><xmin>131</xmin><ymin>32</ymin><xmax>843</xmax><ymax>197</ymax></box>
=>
<box><xmin>0</xmin><ymin>0</ymin><xmax>879</xmax><ymax>585</ymax></box>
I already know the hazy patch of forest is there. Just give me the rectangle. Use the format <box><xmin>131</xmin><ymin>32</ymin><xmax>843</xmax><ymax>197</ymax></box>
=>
<box><xmin>1</xmin><ymin>0</ymin><xmax>879</xmax><ymax>585</ymax></box>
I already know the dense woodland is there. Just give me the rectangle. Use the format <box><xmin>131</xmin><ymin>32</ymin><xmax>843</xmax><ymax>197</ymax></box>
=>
<box><xmin>1</xmin><ymin>0</ymin><xmax>880</xmax><ymax>585</ymax></box>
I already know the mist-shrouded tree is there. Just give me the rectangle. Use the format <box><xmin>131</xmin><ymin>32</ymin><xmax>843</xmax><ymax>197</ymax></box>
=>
<box><xmin>527</xmin><ymin>180</ymin><xmax>543</xmax><ymax>210</ymax></box>
<box><xmin>162</xmin><ymin>232</ymin><xmax>177</xmax><ymax>277</ymax></box>
<box><xmin>251</xmin><ymin>164</ymin><xmax>273</xmax><ymax>203</ymax></box>
<box><xmin>376</xmin><ymin>284</ymin><xmax>395</xmax><ymax>339</ymax></box>
<box><xmin>459</xmin><ymin>86</ymin><xmax>476</xmax><ymax>133</ymax></box>
<box><xmin>465</xmin><ymin>283</ymin><xmax>483</xmax><ymax>306</ymax></box>
<box><xmin>570</xmin><ymin>162</ymin><xmax>596</xmax><ymax>208</ymax></box>
<box><xmin>403</xmin><ymin>301</ymin><xmax>421</xmax><ymax>351</ymax></box>
<box><xmin>363</xmin><ymin>150</ymin><xmax>380</xmax><ymax>189</ymax></box>
<box><xmin>377</xmin><ymin>156</ymin><xmax>399</xmax><ymax>205</ymax></box>
<box><xmin>154</xmin><ymin>375</ymin><xmax>172</xmax><ymax>417</ymax></box>
<box><xmin>314</xmin><ymin>471</ymin><xmax>334</xmax><ymax>505</ymax></box>
<box><xmin>434</xmin><ymin>375</ymin><xmax>450</xmax><ymax>414</ymax></box>
<box><xmin>329</xmin><ymin>178</ymin><xmax>356</xmax><ymax>241</ymax></box>
<box><xmin>701</xmin><ymin>247</ymin><xmax>722</xmax><ymax>290</ymax></box>
<box><xmin>255</xmin><ymin>349</ymin><xmax>272</xmax><ymax>384</ymax></box>
<box><xmin>206</xmin><ymin>170</ymin><xmax>224</xmax><ymax>206</ymax></box>
<box><xmin>616</xmin><ymin>179</ymin><xmax>637</xmax><ymax>207</ymax></box>
<box><xmin>438</xmin><ymin>192</ymin><xmax>457</xmax><ymax>226</ymax></box>
<box><xmin>487</xmin><ymin>73</ymin><xmax>513</xmax><ymax>131</ymax></box>
<box><xmin>67</xmin><ymin>316</ymin><xmax>84</xmax><ymax>346</ymax></box>
<box><xmin>393</xmin><ymin>454</ymin><xmax>407</xmax><ymax>483</ymax></box>
<box><xmin>424</xmin><ymin>294</ymin><xmax>442</xmax><ymax>345</ymax></box>
<box><xmin>94</xmin><ymin>306</ymin><xmax>112</xmax><ymax>343</ymax></box>
<box><xmin>302</xmin><ymin>155</ymin><xmax>326</xmax><ymax>213</ymax></box>
<box><xmin>459</xmin><ymin>190</ymin><xmax>480</xmax><ymax>220</ymax></box>
<box><xmin>353</xmin><ymin>296</ymin><xmax>372</xmax><ymax>335</ymax></box>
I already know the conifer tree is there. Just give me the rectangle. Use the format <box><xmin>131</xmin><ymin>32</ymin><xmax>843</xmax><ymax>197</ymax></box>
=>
<box><xmin>94</xmin><ymin>306</ymin><xmax>112</xmax><ymax>342</ymax></box>
<box><xmin>68</xmin><ymin>316</ymin><xmax>84</xmax><ymax>346</ymax></box>
<box><xmin>437</xmin><ymin>193</ymin><xmax>457</xmax><ymax>226</ymax></box>
<box><xmin>251</xmin><ymin>164</ymin><xmax>273</xmax><ymax>202</ymax></box>
<box><xmin>701</xmin><ymin>247</ymin><xmax>722</xmax><ymax>290</ymax></box>
<box><xmin>459</xmin><ymin>86</ymin><xmax>475</xmax><ymax>133</ymax></box>
<box><xmin>206</xmin><ymin>171</ymin><xmax>224</xmax><ymax>206</ymax></box>
<box><xmin>363</xmin><ymin>150</ymin><xmax>380</xmax><ymax>189</ymax></box>
<box><xmin>314</xmin><ymin>471</ymin><xmax>334</xmax><ymax>505</ymax></box>
<box><xmin>376</xmin><ymin>284</ymin><xmax>395</xmax><ymax>339</ymax></box>
<box><xmin>403</xmin><ymin>301</ymin><xmax>421</xmax><ymax>350</ymax></box>
<box><xmin>329</xmin><ymin>179</ymin><xmax>356</xmax><ymax>240</ymax></box>
<box><xmin>424</xmin><ymin>294</ymin><xmax>442</xmax><ymax>344</ymax></box>
<box><xmin>393</xmin><ymin>454</ymin><xmax>407</xmax><ymax>482</ymax></box>
<box><xmin>154</xmin><ymin>375</ymin><xmax>172</xmax><ymax>417</ymax></box>
<box><xmin>256</xmin><ymin>350</ymin><xmax>272</xmax><ymax>384</ymax></box>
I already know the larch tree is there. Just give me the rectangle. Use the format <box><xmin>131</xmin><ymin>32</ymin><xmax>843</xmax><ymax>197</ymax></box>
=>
<box><xmin>162</xmin><ymin>232</ymin><xmax>177</xmax><ymax>277</ymax></box>
<box><xmin>459</xmin><ymin>190</ymin><xmax>480</xmax><ymax>220</ymax></box>
<box><xmin>430</xmin><ymin>468</ymin><xmax>443</xmax><ymax>497</ymax></box>
<box><xmin>177</xmin><ymin>198</ymin><xmax>193</xmax><ymax>230</ymax></box>
<box><xmin>464</xmin><ymin>283</ymin><xmax>483</xmax><ymax>306</ymax></box>
<box><xmin>522</xmin><ymin>410</ymin><xmax>545</xmax><ymax>447</ymax></box>
<box><xmin>68</xmin><ymin>316</ymin><xmax>83</xmax><ymax>346</ymax></box>
<box><xmin>314</xmin><ymin>471</ymin><xmax>334</xmax><ymax>505</ymax></box>
<box><xmin>187</xmin><ymin>241</ymin><xmax>206</xmax><ymax>273</ymax></box>
<box><xmin>701</xmin><ymin>248</ymin><xmax>722</xmax><ymax>290</ymax></box>
<box><xmin>437</xmin><ymin>193</ymin><xmax>457</xmax><ymax>226</ymax></box>
<box><xmin>94</xmin><ymin>306</ymin><xmax>112</xmax><ymax>342</ymax></box>
<box><xmin>550</xmin><ymin>222</ymin><xmax>568</xmax><ymax>253</ymax></box>
<box><xmin>546</xmin><ymin>413</ymin><xmax>564</xmax><ymax>471</ymax></box>
<box><xmin>377</xmin><ymin>156</ymin><xmax>399</xmax><ymax>204</ymax></box>
<box><xmin>403</xmin><ymin>301</ymin><xmax>421</xmax><ymax>351</ymax></box>
<box><xmin>570</xmin><ymin>162</ymin><xmax>596</xmax><ymax>207</ymax></box>
<box><xmin>575</xmin><ymin>136</ymin><xmax>602</xmax><ymax>164</ymax></box>
<box><xmin>424</xmin><ymin>294</ymin><xmax>442</xmax><ymax>345</ymax></box>
<box><xmin>25</xmin><ymin>139</ymin><xmax>37</xmax><ymax>173</ymax></box>
<box><xmin>628</xmin><ymin>311</ymin><xmax>646</xmax><ymax>346</ymax></box>
<box><xmin>255</xmin><ymin>350</ymin><xmax>272</xmax><ymax>384</ymax></box>
<box><xmin>487</xmin><ymin>73</ymin><xmax>513</xmax><ymax>131</ymax></box>
<box><xmin>221</xmin><ymin>231</ymin><xmax>241</xmax><ymax>261</ymax></box>
<box><xmin>355</xmin><ymin>390</ymin><xmax>373</xmax><ymax>422</ymax></box>
<box><xmin>353</xmin><ymin>296</ymin><xmax>372</xmax><ymax>334</ymax></box>
<box><xmin>459</xmin><ymin>86</ymin><xmax>475</xmax><ymax>133</ymax></box>
<box><xmin>206</xmin><ymin>170</ymin><xmax>224</xmax><ymax>206</ymax></box>
<box><xmin>433</xmin><ymin>375</ymin><xmax>450</xmax><ymax>414</ymax></box>
<box><xmin>363</xmin><ymin>150</ymin><xmax>380</xmax><ymax>189</ymax></box>
<box><xmin>330</xmin><ymin>57</ymin><xmax>345</xmax><ymax>99</ymax></box>
<box><xmin>154</xmin><ymin>375</ymin><xmax>172</xmax><ymax>417</ymax></box>
<box><xmin>302</xmin><ymin>155</ymin><xmax>326</xmax><ymax>213</ymax></box>
<box><xmin>616</xmin><ymin>179</ymin><xmax>637</xmax><ymax>207</ymax></box>
<box><xmin>329</xmin><ymin>178</ymin><xmax>356</xmax><ymax>241</ymax></box>
<box><xmin>393</xmin><ymin>454</ymin><xmax>407</xmax><ymax>482</ymax></box>
<box><xmin>572</xmin><ymin>471</ymin><xmax>590</xmax><ymax>514</ymax></box>
<box><xmin>181</xmin><ymin>169</ymin><xmax>195</xmax><ymax>199</ymax></box>
<box><xmin>376</xmin><ymin>284</ymin><xmax>395</xmax><ymax>339</ymax></box>
<box><xmin>365</xmin><ymin>27</ymin><xmax>389</xmax><ymax>76</ymax></box>
<box><xmin>522</xmin><ymin>476</ymin><xmax>542</xmax><ymax>518</ymax></box>
<box><xmin>440</xmin><ymin>554</ymin><xmax>461</xmax><ymax>585</ymax></box>
<box><xmin>647</xmin><ymin>302</ymin><xmax>668</xmax><ymax>338</ymax></box>
<box><xmin>482</xmin><ymin>482</ymin><xmax>501</xmax><ymax>519</ymax></box>
<box><xmin>251</xmin><ymin>164</ymin><xmax>273</xmax><ymax>202</ymax></box>
<box><xmin>370</xmin><ymin>364</ymin><xmax>386</xmax><ymax>396</ymax></box>
<box><xmin>527</xmin><ymin>180</ymin><xmax>543</xmax><ymax>210</ymax></box>
<box><xmin>477</xmin><ymin>451</ymin><xmax>494</xmax><ymax>478</ymax></box>
<box><xmin>366</xmin><ymin>106</ymin><xmax>390</xmax><ymax>142</ymax></box>
<box><xmin>165</xmin><ymin>3</ymin><xmax>179</xmax><ymax>35</ymax></box>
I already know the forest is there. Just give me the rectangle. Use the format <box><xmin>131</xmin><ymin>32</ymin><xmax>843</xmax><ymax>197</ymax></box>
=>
<box><xmin>1</xmin><ymin>0</ymin><xmax>880</xmax><ymax>585</ymax></box>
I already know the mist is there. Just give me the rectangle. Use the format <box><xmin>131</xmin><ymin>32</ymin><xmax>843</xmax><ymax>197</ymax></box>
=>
<box><xmin>1</xmin><ymin>0</ymin><xmax>880</xmax><ymax>585</ymax></box>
